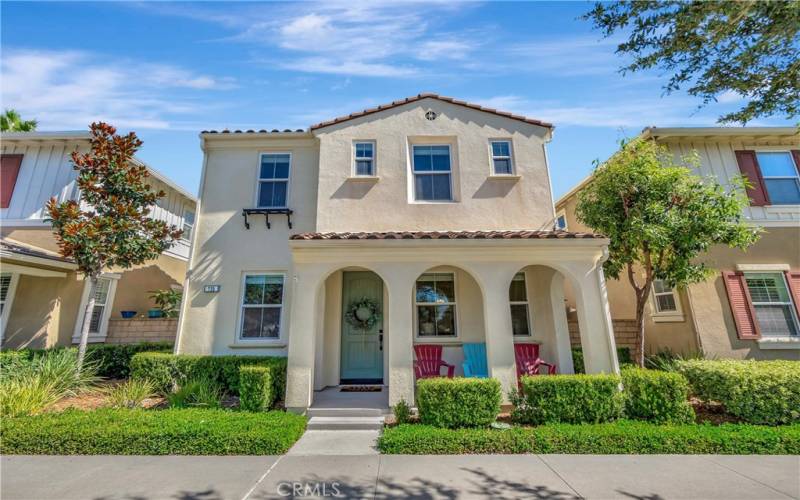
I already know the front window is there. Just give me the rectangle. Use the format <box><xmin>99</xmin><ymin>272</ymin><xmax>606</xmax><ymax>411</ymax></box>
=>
<box><xmin>240</xmin><ymin>274</ymin><xmax>284</xmax><ymax>339</ymax></box>
<box><xmin>257</xmin><ymin>153</ymin><xmax>290</xmax><ymax>208</ymax></box>
<box><xmin>415</xmin><ymin>273</ymin><xmax>456</xmax><ymax>337</ymax></box>
<box><xmin>744</xmin><ymin>273</ymin><xmax>799</xmax><ymax>336</ymax></box>
<box><xmin>490</xmin><ymin>140</ymin><xmax>514</xmax><ymax>175</ymax></box>
<box><xmin>652</xmin><ymin>279</ymin><xmax>679</xmax><ymax>313</ymax></box>
<box><xmin>354</xmin><ymin>142</ymin><xmax>375</xmax><ymax>176</ymax></box>
<box><xmin>509</xmin><ymin>272</ymin><xmax>530</xmax><ymax>336</ymax></box>
<box><xmin>182</xmin><ymin>208</ymin><xmax>195</xmax><ymax>241</ymax></box>
<box><xmin>0</xmin><ymin>273</ymin><xmax>12</xmax><ymax>315</ymax></box>
<box><xmin>412</xmin><ymin>145</ymin><xmax>452</xmax><ymax>201</ymax></box>
<box><xmin>89</xmin><ymin>278</ymin><xmax>112</xmax><ymax>334</ymax></box>
<box><xmin>756</xmin><ymin>152</ymin><xmax>800</xmax><ymax>205</ymax></box>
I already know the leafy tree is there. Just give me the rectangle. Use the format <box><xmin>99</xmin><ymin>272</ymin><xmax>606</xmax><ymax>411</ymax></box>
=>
<box><xmin>1</xmin><ymin>109</ymin><xmax>37</xmax><ymax>132</ymax></box>
<box><xmin>576</xmin><ymin>139</ymin><xmax>759</xmax><ymax>366</ymax></box>
<box><xmin>46</xmin><ymin>123</ymin><xmax>181</xmax><ymax>369</ymax></box>
<box><xmin>584</xmin><ymin>1</ymin><xmax>800</xmax><ymax>124</ymax></box>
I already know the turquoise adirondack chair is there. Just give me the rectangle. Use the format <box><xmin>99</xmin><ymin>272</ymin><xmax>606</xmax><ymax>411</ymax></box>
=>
<box><xmin>462</xmin><ymin>342</ymin><xmax>489</xmax><ymax>378</ymax></box>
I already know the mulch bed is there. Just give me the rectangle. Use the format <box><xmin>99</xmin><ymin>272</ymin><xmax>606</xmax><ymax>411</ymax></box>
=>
<box><xmin>690</xmin><ymin>397</ymin><xmax>740</xmax><ymax>425</ymax></box>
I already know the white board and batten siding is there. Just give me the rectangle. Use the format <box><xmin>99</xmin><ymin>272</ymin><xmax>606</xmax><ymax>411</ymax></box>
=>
<box><xmin>664</xmin><ymin>137</ymin><xmax>800</xmax><ymax>227</ymax></box>
<box><xmin>1</xmin><ymin>137</ymin><xmax>195</xmax><ymax>261</ymax></box>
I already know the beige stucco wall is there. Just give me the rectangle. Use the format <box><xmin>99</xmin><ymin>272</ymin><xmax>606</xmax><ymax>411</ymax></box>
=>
<box><xmin>314</xmin><ymin>99</ymin><xmax>555</xmax><ymax>232</ymax></box>
<box><xmin>110</xmin><ymin>253</ymin><xmax>187</xmax><ymax>318</ymax></box>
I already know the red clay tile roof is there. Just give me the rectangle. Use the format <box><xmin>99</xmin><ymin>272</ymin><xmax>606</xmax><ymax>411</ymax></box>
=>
<box><xmin>290</xmin><ymin>230</ymin><xmax>601</xmax><ymax>241</ymax></box>
<box><xmin>309</xmin><ymin>93</ymin><xmax>554</xmax><ymax>130</ymax></box>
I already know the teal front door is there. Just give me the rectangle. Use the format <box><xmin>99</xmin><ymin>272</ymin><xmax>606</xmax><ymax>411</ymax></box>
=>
<box><xmin>340</xmin><ymin>271</ymin><xmax>384</xmax><ymax>384</ymax></box>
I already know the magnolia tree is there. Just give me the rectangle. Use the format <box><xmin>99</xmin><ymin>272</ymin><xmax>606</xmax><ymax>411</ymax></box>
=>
<box><xmin>576</xmin><ymin>139</ymin><xmax>760</xmax><ymax>366</ymax></box>
<box><xmin>47</xmin><ymin>123</ymin><xmax>181</xmax><ymax>369</ymax></box>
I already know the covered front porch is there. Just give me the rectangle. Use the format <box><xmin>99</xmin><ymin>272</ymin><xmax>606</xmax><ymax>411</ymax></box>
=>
<box><xmin>285</xmin><ymin>231</ymin><xmax>620</xmax><ymax>411</ymax></box>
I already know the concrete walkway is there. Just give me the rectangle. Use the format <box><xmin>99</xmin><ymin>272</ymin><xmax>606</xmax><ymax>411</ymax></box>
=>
<box><xmin>2</xmin><ymin>454</ymin><xmax>798</xmax><ymax>499</ymax></box>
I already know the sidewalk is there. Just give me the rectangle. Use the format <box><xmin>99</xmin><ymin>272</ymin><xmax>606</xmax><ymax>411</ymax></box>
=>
<box><xmin>2</xmin><ymin>453</ymin><xmax>798</xmax><ymax>499</ymax></box>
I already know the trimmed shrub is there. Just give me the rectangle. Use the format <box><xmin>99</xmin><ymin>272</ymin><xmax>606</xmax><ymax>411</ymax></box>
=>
<box><xmin>1</xmin><ymin>408</ymin><xmax>307</xmax><ymax>455</ymax></box>
<box><xmin>571</xmin><ymin>347</ymin><xmax>632</xmax><ymax>374</ymax></box>
<box><xmin>239</xmin><ymin>366</ymin><xmax>274</xmax><ymax>412</ymax></box>
<box><xmin>416</xmin><ymin>378</ymin><xmax>501</xmax><ymax>428</ymax></box>
<box><xmin>86</xmin><ymin>342</ymin><xmax>173</xmax><ymax>379</ymax></box>
<box><xmin>512</xmin><ymin>374</ymin><xmax>622</xmax><ymax>425</ymax></box>
<box><xmin>378</xmin><ymin>422</ymin><xmax>800</xmax><ymax>455</ymax></box>
<box><xmin>129</xmin><ymin>353</ymin><xmax>287</xmax><ymax>405</ymax></box>
<box><xmin>621</xmin><ymin>368</ymin><xmax>694</xmax><ymax>423</ymax></box>
<box><xmin>676</xmin><ymin>359</ymin><xmax>800</xmax><ymax>425</ymax></box>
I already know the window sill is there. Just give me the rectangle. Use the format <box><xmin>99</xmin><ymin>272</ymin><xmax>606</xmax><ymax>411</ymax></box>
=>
<box><xmin>414</xmin><ymin>337</ymin><xmax>460</xmax><ymax>345</ymax></box>
<box><xmin>346</xmin><ymin>176</ymin><xmax>379</xmax><ymax>182</ymax></box>
<box><xmin>228</xmin><ymin>342</ymin><xmax>287</xmax><ymax>349</ymax></box>
<box><xmin>487</xmin><ymin>174</ymin><xmax>521</xmax><ymax>181</ymax></box>
<box><xmin>756</xmin><ymin>337</ymin><xmax>800</xmax><ymax>349</ymax></box>
<box><xmin>652</xmin><ymin>314</ymin><xmax>685</xmax><ymax>323</ymax></box>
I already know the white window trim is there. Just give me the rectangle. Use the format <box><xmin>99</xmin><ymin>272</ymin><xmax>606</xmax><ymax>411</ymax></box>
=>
<box><xmin>235</xmin><ymin>271</ymin><xmax>287</xmax><ymax>345</ymax></box>
<box><xmin>410</xmin><ymin>144</ymin><xmax>455</xmax><ymax>203</ymax></box>
<box><xmin>72</xmin><ymin>273</ymin><xmax>121</xmax><ymax>343</ymax></box>
<box><xmin>650</xmin><ymin>279</ymin><xmax>684</xmax><ymax>322</ymax></box>
<box><xmin>0</xmin><ymin>272</ymin><xmax>20</xmax><ymax>345</ymax></box>
<box><xmin>414</xmin><ymin>272</ymin><xmax>460</xmax><ymax>341</ymax></box>
<box><xmin>352</xmin><ymin>140</ymin><xmax>377</xmax><ymax>178</ymax></box>
<box><xmin>510</xmin><ymin>272</ymin><xmax>532</xmax><ymax>337</ymax></box>
<box><xmin>555</xmin><ymin>210</ymin><xmax>568</xmax><ymax>231</ymax></box>
<box><xmin>743</xmin><ymin>271</ymin><xmax>800</xmax><ymax>338</ymax></box>
<box><xmin>489</xmin><ymin>139</ymin><xmax>515</xmax><ymax>176</ymax></box>
<box><xmin>755</xmin><ymin>150</ymin><xmax>800</xmax><ymax>207</ymax></box>
<box><xmin>254</xmin><ymin>152</ymin><xmax>292</xmax><ymax>209</ymax></box>
<box><xmin>181</xmin><ymin>206</ymin><xmax>195</xmax><ymax>242</ymax></box>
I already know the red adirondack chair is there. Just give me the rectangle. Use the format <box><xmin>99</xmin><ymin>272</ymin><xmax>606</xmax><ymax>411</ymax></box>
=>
<box><xmin>414</xmin><ymin>345</ymin><xmax>455</xmax><ymax>379</ymax></box>
<box><xmin>514</xmin><ymin>343</ymin><xmax>557</xmax><ymax>380</ymax></box>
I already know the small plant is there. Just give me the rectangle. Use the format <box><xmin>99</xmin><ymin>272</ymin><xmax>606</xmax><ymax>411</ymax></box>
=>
<box><xmin>149</xmin><ymin>289</ymin><xmax>182</xmax><ymax>318</ymax></box>
<box><xmin>167</xmin><ymin>378</ymin><xmax>222</xmax><ymax>409</ymax></box>
<box><xmin>106</xmin><ymin>379</ymin><xmax>155</xmax><ymax>409</ymax></box>
<box><xmin>393</xmin><ymin>399</ymin><xmax>412</xmax><ymax>424</ymax></box>
<box><xmin>645</xmin><ymin>349</ymin><xmax>706</xmax><ymax>372</ymax></box>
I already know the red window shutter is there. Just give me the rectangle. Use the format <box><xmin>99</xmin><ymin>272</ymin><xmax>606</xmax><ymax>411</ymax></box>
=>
<box><xmin>734</xmin><ymin>150</ymin><xmax>769</xmax><ymax>207</ymax></box>
<box><xmin>722</xmin><ymin>271</ymin><xmax>760</xmax><ymax>339</ymax></box>
<box><xmin>785</xmin><ymin>271</ymin><xmax>800</xmax><ymax>320</ymax></box>
<box><xmin>791</xmin><ymin>151</ymin><xmax>800</xmax><ymax>175</ymax></box>
<box><xmin>0</xmin><ymin>154</ymin><xmax>24</xmax><ymax>208</ymax></box>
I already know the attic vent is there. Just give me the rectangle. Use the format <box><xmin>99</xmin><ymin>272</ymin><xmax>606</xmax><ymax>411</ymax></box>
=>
<box><xmin>425</xmin><ymin>110</ymin><xmax>437</xmax><ymax>121</ymax></box>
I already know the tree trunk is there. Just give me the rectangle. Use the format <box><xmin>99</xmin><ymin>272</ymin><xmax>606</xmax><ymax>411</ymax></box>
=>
<box><xmin>76</xmin><ymin>275</ymin><xmax>98</xmax><ymax>371</ymax></box>
<box><xmin>634</xmin><ymin>294</ymin><xmax>647</xmax><ymax>368</ymax></box>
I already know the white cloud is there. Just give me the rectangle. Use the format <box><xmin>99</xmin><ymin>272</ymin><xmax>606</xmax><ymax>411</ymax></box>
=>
<box><xmin>0</xmin><ymin>49</ymin><xmax>236</xmax><ymax>130</ymax></box>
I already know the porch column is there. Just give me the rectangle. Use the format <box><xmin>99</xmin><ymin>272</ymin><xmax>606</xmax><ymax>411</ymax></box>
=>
<box><xmin>285</xmin><ymin>265</ymin><xmax>327</xmax><ymax>412</ymax></box>
<box><xmin>380</xmin><ymin>265</ymin><xmax>420</xmax><ymax>407</ymax></box>
<box><xmin>529</xmin><ymin>267</ymin><xmax>575</xmax><ymax>374</ymax></box>
<box><xmin>568</xmin><ymin>261</ymin><xmax>619</xmax><ymax>374</ymax></box>
<box><xmin>472</xmin><ymin>264</ymin><xmax>519</xmax><ymax>401</ymax></box>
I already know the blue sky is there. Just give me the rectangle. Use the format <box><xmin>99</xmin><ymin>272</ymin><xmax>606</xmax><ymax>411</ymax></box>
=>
<box><xmin>1</xmin><ymin>1</ymin><xmax>793</xmax><ymax>198</ymax></box>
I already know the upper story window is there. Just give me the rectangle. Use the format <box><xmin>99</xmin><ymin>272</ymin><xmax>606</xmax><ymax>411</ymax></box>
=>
<box><xmin>412</xmin><ymin>145</ymin><xmax>452</xmax><ymax>201</ymax></box>
<box><xmin>555</xmin><ymin>211</ymin><xmax>567</xmax><ymax>230</ymax></box>
<box><xmin>509</xmin><ymin>272</ymin><xmax>530</xmax><ymax>336</ymax></box>
<box><xmin>415</xmin><ymin>272</ymin><xmax>457</xmax><ymax>337</ymax></box>
<box><xmin>257</xmin><ymin>153</ymin><xmax>290</xmax><ymax>208</ymax></box>
<box><xmin>744</xmin><ymin>272</ymin><xmax>799</xmax><ymax>336</ymax></box>
<box><xmin>354</xmin><ymin>142</ymin><xmax>375</xmax><ymax>176</ymax></box>
<box><xmin>181</xmin><ymin>208</ymin><xmax>195</xmax><ymax>242</ymax></box>
<box><xmin>755</xmin><ymin>152</ymin><xmax>800</xmax><ymax>205</ymax></box>
<box><xmin>490</xmin><ymin>140</ymin><xmax>514</xmax><ymax>175</ymax></box>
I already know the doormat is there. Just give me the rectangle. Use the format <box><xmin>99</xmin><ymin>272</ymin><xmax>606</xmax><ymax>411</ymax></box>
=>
<box><xmin>340</xmin><ymin>386</ymin><xmax>382</xmax><ymax>392</ymax></box>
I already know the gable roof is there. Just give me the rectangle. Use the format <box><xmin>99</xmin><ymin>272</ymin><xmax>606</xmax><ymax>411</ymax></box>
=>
<box><xmin>309</xmin><ymin>93</ymin><xmax>554</xmax><ymax>131</ymax></box>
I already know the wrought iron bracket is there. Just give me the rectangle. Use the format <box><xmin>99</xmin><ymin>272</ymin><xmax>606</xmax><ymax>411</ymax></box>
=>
<box><xmin>242</xmin><ymin>208</ymin><xmax>293</xmax><ymax>230</ymax></box>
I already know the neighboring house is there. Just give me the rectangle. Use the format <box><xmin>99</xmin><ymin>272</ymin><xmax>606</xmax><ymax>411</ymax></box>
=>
<box><xmin>556</xmin><ymin>127</ymin><xmax>800</xmax><ymax>360</ymax></box>
<box><xmin>0</xmin><ymin>131</ymin><xmax>197</xmax><ymax>349</ymax></box>
<box><xmin>177</xmin><ymin>93</ymin><xmax>621</xmax><ymax>412</ymax></box>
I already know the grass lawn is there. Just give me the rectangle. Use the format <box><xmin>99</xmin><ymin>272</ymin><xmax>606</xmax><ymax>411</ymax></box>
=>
<box><xmin>379</xmin><ymin>421</ymin><xmax>800</xmax><ymax>455</ymax></box>
<box><xmin>1</xmin><ymin>408</ymin><xmax>307</xmax><ymax>455</ymax></box>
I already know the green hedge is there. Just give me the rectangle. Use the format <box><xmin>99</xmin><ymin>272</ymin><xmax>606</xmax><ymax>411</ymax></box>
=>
<box><xmin>572</xmin><ymin>347</ymin><xmax>632</xmax><ymax>374</ymax></box>
<box><xmin>0</xmin><ymin>343</ymin><xmax>173</xmax><ymax>379</ymax></box>
<box><xmin>1</xmin><ymin>408</ymin><xmax>306</xmax><ymax>455</ymax></box>
<box><xmin>512</xmin><ymin>374</ymin><xmax>622</xmax><ymax>425</ymax></box>
<box><xmin>621</xmin><ymin>368</ymin><xmax>694</xmax><ymax>424</ymax></box>
<box><xmin>239</xmin><ymin>366</ymin><xmax>275</xmax><ymax>412</ymax></box>
<box><xmin>416</xmin><ymin>378</ymin><xmax>501</xmax><ymax>428</ymax></box>
<box><xmin>378</xmin><ymin>422</ymin><xmax>800</xmax><ymax>455</ymax></box>
<box><xmin>130</xmin><ymin>353</ymin><xmax>287</xmax><ymax>402</ymax></box>
<box><xmin>676</xmin><ymin>359</ymin><xmax>800</xmax><ymax>425</ymax></box>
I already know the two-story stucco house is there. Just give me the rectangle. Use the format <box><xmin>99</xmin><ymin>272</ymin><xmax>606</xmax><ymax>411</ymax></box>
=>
<box><xmin>556</xmin><ymin>127</ymin><xmax>800</xmax><ymax>361</ymax></box>
<box><xmin>1</xmin><ymin>131</ymin><xmax>197</xmax><ymax>349</ymax></box>
<box><xmin>177</xmin><ymin>94</ymin><xmax>621</xmax><ymax>412</ymax></box>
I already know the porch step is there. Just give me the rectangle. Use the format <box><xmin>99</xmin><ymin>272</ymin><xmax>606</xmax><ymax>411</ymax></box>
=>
<box><xmin>306</xmin><ymin>416</ymin><xmax>385</xmax><ymax>431</ymax></box>
<box><xmin>307</xmin><ymin>407</ymin><xmax>388</xmax><ymax>418</ymax></box>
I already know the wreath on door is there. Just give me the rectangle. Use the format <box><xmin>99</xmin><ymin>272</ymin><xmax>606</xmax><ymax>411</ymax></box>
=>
<box><xmin>345</xmin><ymin>297</ymin><xmax>381</xmax><ymax>331</ymax></box>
